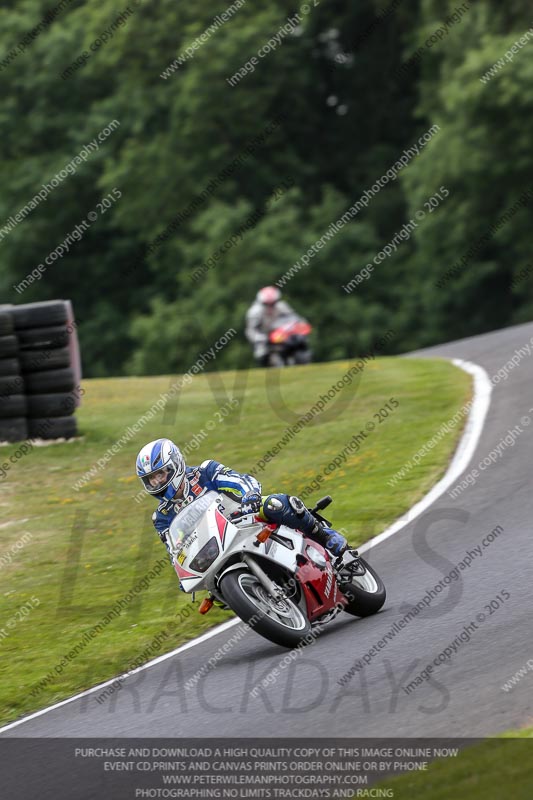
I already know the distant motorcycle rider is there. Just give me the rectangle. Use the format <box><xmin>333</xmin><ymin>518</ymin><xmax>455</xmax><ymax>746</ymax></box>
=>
<box><xmin>245</xmin><ymin>286</ymin><xmax>308</xmax><ymax>366</ymax></box>
<box><xmin>136</xmin><ymin>439</ymin><xmax>350</xmax><ymax>581</ymax></box>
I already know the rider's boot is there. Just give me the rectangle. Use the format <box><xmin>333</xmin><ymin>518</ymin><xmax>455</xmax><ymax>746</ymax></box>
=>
<box><xmin>307</xmin><ymin>523</ymin><xmax>347</xmax><ymax>556</ymax></box>
<box><xmin>262</xmin><ymin>494</ymin><xmax>353</xmax><ymax>560</ymax></box>
<box><xmin>307</xmin><ymin>523</ymin><xmax>363</xmax><ymax>567</ymax></box>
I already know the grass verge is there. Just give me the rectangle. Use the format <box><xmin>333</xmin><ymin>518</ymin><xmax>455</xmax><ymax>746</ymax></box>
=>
<box><xmin>365</xmin><ymin>726</ymin><xmax>533</xmax><ymax>799</ymax></box>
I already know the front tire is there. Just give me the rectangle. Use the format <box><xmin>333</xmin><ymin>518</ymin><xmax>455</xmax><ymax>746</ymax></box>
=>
<box><xmin>339</xmin><ymin>557</ymin><xmax>386</xmax><ymax>617</ymax></box>
<box><xmin>219</xmin><ymin>568</ymin><xmax>312</xmax><ymax>648</ymax></box>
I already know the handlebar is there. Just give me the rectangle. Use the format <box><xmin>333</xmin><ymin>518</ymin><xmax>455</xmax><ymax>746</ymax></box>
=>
<box><xmin>228</xmin><ymin>509</ymin><xmax>258</xmax><ymax>525</ymax></box>
<box><xmin>310</xmin><ymin>495</ymin><xmax>332</xmax><ymax>513</ymax></box>
<box><xmin>229</xmin><ymin>495</ymin><xmax>332</xmax><ymax>524</ymax></box>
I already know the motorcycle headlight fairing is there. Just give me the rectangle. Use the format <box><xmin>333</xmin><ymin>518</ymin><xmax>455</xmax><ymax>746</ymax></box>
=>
<box><xmin>189</xmin><ymin>536</ymin><xmax>220</xmax><ymax>573</ymax></box>
<box><xmin>306</xmin><ymin>545</ymin><xmax>327</xmax><ymax>569</ymax></box>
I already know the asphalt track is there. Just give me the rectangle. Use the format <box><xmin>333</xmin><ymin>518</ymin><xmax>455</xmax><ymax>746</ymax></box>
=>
<box><xmin>3</xmin><ymin>321</ymin><xmax>533</xmax><ymax>738</ymax></box>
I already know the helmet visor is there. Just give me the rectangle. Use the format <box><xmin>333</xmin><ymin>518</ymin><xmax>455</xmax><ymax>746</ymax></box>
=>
<box><xmin>141</xmin><ymin>466</ymin><xmax>174</xmax><ymax>494</ymax></box>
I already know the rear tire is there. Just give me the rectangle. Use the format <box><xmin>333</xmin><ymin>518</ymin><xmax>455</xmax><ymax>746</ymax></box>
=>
<box><xmin>220</xmin><ymin>567</ymin><xmax>312</xmax><ymax>648</ymax></box>
<box><xmin>294</xmin><ymin>348</ymin><xmax>312</xmax><ymax>365</ymax></box>
<box><xmin>267</xmin><ymin>352</ymin><xmax>285</xmax><ymax>367</ymax></box>
<box><xmin>339</xmin><ymin>557</ymin><xmax>386</xmax><ymax>617</ymax></box>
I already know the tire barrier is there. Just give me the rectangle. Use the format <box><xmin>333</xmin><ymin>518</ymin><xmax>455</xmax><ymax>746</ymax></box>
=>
<box><xmin>0</xmin><ymin>301</ymin><xmax>81</xmax><ymax>442</ymax></box>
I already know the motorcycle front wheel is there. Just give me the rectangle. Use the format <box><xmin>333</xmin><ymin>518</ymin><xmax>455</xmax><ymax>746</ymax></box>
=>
<box><xmin>219</xmin><ymin>568</ymin><xmax>312</xmax><ymax>648</ymax></box>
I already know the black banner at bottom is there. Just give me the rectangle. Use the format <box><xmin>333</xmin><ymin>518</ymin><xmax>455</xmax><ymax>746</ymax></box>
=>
<box><xmin>0</xmin><ymin>736</ymin><xmax>525</xmax><ymax>800</ymax></box>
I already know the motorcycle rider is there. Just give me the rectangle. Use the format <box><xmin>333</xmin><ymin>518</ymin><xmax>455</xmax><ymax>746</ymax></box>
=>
<box><xmin>245</xmin><ymin>286</ymin><xmax>308</xmax><ymax>366</ymax></box>
<box><xmin>136</xmin><ymin>438</ymin><xmax>351</xmax><ymax>576</ymax></box>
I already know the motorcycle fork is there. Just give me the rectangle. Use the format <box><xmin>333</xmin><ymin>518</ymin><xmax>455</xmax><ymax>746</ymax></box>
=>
<box><xmin>242</xmin><ymin>554</ymin><xmax>285</xmax><ymax>601</ymax></box>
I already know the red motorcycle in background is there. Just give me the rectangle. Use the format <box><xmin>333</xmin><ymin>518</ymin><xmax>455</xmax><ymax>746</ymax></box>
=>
<box><xmin>168</xmin><ymin>492</ymin><xmax>386</xmax><ymax>648</ymax></box>
<box><xmin>267</xmin><ymin>319</ymin><xmax>313</xmax><ymax>367</ymax></box>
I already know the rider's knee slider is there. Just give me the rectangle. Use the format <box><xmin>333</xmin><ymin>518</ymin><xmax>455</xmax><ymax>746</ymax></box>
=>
<box><xmin>288</xmin><ymin>496</ymin><xmax>306</xmax><ymax>515</ymax></box>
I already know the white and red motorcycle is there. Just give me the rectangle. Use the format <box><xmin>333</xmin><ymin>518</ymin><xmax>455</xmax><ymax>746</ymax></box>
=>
<box><xmin>167</xmin><ymin>491</ymin><xmax>386</xmax><ymax>648</ymax></box>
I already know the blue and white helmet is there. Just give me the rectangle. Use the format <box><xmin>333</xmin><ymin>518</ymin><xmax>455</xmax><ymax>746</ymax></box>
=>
<box><xmin>136</xmin><ymin>438</ymin><xmax>188</xmax><ymax>499</ymax></box>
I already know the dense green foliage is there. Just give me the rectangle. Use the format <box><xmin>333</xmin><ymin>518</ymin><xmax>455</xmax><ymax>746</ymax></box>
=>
<box><xmin>0</xmin><ymin>0</ymin><xmax>532</xmax><ymax>376</ymax></box>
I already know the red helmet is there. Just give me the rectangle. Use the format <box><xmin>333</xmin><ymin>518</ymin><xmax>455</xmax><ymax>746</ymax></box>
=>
<box><xmin>257</xmin><ymin>286</ymin><xmax>281</xmax><ymax>306</ymax></box>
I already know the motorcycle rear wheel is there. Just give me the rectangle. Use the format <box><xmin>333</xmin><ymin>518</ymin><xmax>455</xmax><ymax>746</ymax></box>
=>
<box><xmin>339</xmin><ymin>557</ymin><xmax>386</xmax><ymax>617</ymax></box>
<box><xmin>220</xmin><ymin>568</ymin><xmax>312</xmax><ymax>648</ymax></box>
<box><xmin>293</xmin><ymin>348</ymin><xmax>311</xmax><ymax>364</ymax></box>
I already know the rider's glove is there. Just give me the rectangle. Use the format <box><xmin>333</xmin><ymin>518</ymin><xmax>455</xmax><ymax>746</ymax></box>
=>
<box><xmin>240</xmin><ymin>490</ymin><xmax>262</xmax><ymax>515</ymax></box>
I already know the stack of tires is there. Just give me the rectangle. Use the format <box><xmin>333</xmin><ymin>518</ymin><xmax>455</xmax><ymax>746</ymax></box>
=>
<box><xmin>12</xmin><ymin>301</ymin><xmax>81</xmax><ymax>441</ymax></box>
<box><xmin>0</xmin><ymin>305</ymin><xmax>28</xmax><ymax>442</ymax></box>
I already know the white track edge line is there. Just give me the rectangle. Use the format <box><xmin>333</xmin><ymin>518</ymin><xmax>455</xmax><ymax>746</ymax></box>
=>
<box><xmin>0</xmin><ymin>357</ymin><xmax>491</xmax><ymax>734</ymax></box>
<box><xmin>358</xmin><ymin>358</ymin><xmax>492</xmax><ymax>554</ymax></box>
<box><xmin>0</xmin><ymin>619</ymin><xmax>242</xmax><ymax>734</ymax></box>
